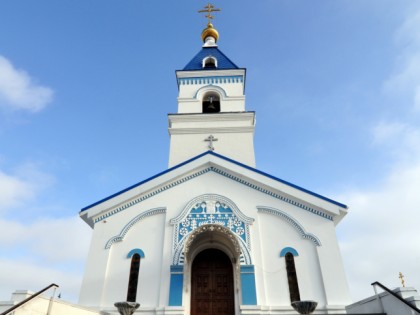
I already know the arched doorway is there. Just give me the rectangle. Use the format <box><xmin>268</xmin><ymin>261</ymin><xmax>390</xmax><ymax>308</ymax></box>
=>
<box><xmin>191</xmin><ymin>248</ymin><xmax>235</xmax><ymax>315</ymax></box>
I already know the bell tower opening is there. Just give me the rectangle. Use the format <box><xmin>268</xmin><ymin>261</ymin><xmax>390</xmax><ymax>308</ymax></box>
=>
<box><xmin>203</xmin><ymin>56</ymin><xmax>217</xmax><ymax>68</ymax></box>
<box><xmin>202</xmin><ymin>92</ymin><xmax>220</xmax><ymax>113</ymax></box>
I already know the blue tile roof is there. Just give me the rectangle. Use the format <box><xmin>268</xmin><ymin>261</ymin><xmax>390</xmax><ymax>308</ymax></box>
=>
<box><xmin>183</xmin><ymin>47</ymin><xmax>239</xmax><ymax>70</ymax></box>
<box><xmin>80</xmin><ymin>151</ymin><xmax>347</xmax><ymax>212</ymax></box>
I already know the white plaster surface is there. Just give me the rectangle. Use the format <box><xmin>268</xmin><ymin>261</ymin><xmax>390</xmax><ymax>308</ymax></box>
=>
<box><xmin>346</xmin><ymin>287</ymin><xmax>420</xmax><ymax>314</ymax></box>
<box><xmin>79</xmin><ymin>163</ymin><xmax>351</xmax><ymax>314</ymax></box>
<box><xmin>0</xmin><ymin>290</ymin><xmax>100</xmax><ymax>315</ymax></box>
<box><xmin>77</xmin><ymin>45</ymin><xmax>351</xmax><ymax>315</ymax></box>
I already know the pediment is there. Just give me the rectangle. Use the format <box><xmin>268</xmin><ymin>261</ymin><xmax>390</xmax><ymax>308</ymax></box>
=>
<box><xmin>79</xmin><ymin>151</ymin><xmax>348</xmax><ymax>227</ymax></box>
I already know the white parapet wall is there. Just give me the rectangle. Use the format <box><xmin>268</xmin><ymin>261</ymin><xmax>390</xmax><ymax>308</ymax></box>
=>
<box><xmin>346</xmin><ymin>286</ymin><xmax>420</xmax><ymax>314</ymax></box>
<box><xmin>0</xmin><ymin>290</ymin><xmax>100</xmax><ymax>315</ymax></box>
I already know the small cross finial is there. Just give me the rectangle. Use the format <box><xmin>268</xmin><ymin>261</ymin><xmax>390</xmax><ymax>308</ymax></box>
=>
<box><xmin>399</xmin><ymin>272</ymin><xmax>406</xmax><ymax>287</ymax></box>
<box><xmin>198</xmin><ymin>3</ymin><xmax>221</xmax><ymax>24</ymax></box>
<box><xmin>204</xmin><ymin>135</ymin><xmax>218</xmax><ymax>151</ymax></box>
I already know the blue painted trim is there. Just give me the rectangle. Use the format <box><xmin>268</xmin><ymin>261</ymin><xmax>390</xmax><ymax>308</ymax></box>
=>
<box><xmin>175</xmin><ymin>68</ymin><xmax>247</xmax><ymax>94</ymax></box>
<box><xmin>170</xmin><ymin>265</ymin><xmax>183</xmax><ymax>273</ymax></box>
<box><xmin>127</xmin><ymin>248</ymin><xmax>145</xmax><ymax>259</ymax></box>
<box><xmin>215</xmin><ymin>169</ymin><xmax>333</xmax><ymax>221</ymax></box>
<box><xmin>207</xmin><ymin>151</ymin><xmax>348</xmax><ymax>209</ymax></box>
<box><xmin>280</xmin><ymin>247</ymin><xmax>299</xmax><ymax>257</ymax></box>
<box><xmin>240</xmin><ymin>265</ymin><xmax>255</xmax><ymax>273</ymax></box>
<box><xmin>80</xmin><ymin>151</ymin><xmax>212</xmax><ymax>212</ymax></box>
<box><xmin>81</xmin><ymin>151</ymin><xmax>347</xmax><ymax>214</ymax></box>
<box><xmin>169</xmin><ymin>266</ymin><xmax>183</xmax><ymax>306</ymax></box>
<box><xmin>240</xmin><ymin>265</ymin><xmax>257</xmax><ymax>305</ymax></box>
<box><xmin>178</xmin><ymin>75</ymin><xmax>243</xmax><ymax>86</ymax></box>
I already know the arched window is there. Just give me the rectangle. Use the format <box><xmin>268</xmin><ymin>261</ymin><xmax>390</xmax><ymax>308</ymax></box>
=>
<box><xmin>202</xmin><ymin>56</ymin><xmax>217</xmax><ymax>68</ymax></box>
<box><xmin>285</xmin><ymin>252</ymin><xmax>300</xmax><ymax>302</ymax></box>
<box><xmin>127</xmin><ymin>253</ymin><xmax>141</xmax><ymax>302</ymax></box>
<box><xmin>202</xmin><ymin>92</ymin><xmax>220</xmax><ymax>113</ymax></box>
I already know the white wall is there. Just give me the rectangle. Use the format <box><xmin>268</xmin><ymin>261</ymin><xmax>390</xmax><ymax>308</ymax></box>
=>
<box><xmin>0</xmin><ymin>290</ymin><xmax>100</xmax><ymax>315</ymax></box>
<box><xmin>79</xmin><ymin>170</ymin><xmax>351</xmax><ymax>314</ymax></box>
<box><xmin>346</xmin><ymin>287</ymin><xmax>420</xmax><ymax>315</ymax></box>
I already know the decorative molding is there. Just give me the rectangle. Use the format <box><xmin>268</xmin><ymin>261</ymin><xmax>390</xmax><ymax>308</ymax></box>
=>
<box><xmin>171</xmin><ymin>195</ymin><xmax>254</xmax><ymax>266</ymax></box>
<box><xmin>213</xmin><ymin>168</ymin><xmax>333</xmax><ymax>221</ymax></box>
<box><xmin>176</xmin><ymin>69</ymin><xmax>245</xmax><ymax>78</ymax></box>
<box><xmin>171</xmin><ymin>194</ymin><xmax>254</xmax><ymax>225</ymax></box>
<box><xmin>105</xmin><ymin>207</ymin><xmax>166</xmax><ymax>249</ymax></box>
<box><xmin>258</xmin><ymin>206</ymin><xmax>321</xmax><ymax>246</ymax></box>
<box><xmin>194</xmin><ymin>85</ymin><xmax>227</xmax><ymax>99</ymax></box>
<box><xmin>178</xmin><ymin>75</ymin><xmax>243</xmax><ymax>86</ymax></box>
<box><xmin>183</xmin><ymin>224</ymin><xmax>242</xmax><ymax>259</ymax></box>
<box><xmin>168</xmin><ymin>127</ymin><xmax>255</xmax><ymax>135</ymax></box>
<box><xmin>280</xmin><ymin>247</ymin><xmax>299</xmax><ymax>257</ymax></box>
<box><xmin>168</xmin><ymin>112</ymin><xmax>254</xmax><ymax>122</ymax></box>
<box><xmin>127</xmin><ymin>248</ymin><xmax>145</xmax><ymax>258</ymax></box>
<box><xmin>93</xmin><ymin>168</ymin><xmax>211</xmax><ymax>223</ymax></box>
<box><xmin>95</xmin><ymin>166</ymin><xmax>332</xmax><ymax>225</ymax></box>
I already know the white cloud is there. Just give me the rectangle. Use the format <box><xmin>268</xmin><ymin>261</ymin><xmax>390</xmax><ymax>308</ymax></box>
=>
<box><xmin>338</xmin><ymin>160</ymin><xmax>420</xmax><ymax>301</ymax></box>
<box><xmin>0</xmin><ymin>259</ymin><xmax>84</xmax><ymax>303</ymax></box>
<box><xmin>0</xmin><ymin>216</ymin><xmax>91</xmax><ymax>302</ymax></box>
<box><xmin>0</xmin><ymin>161</ymin><xmax>90</xmax><ymax>303</ymax></box>
<box><xmin>340</xmin><ymin>3</ymin><xmax>420</xmax><ymax>291</ymax></box>
<box><xmin>0</xmin><ymin>170</ymin><xmax>34</xmax><ymax>210</ymax></box>
<box><xmin>383</xmin><ymin>5</ymin><xmax>420</xmax><ymax>112</ymax></box>
<box><xmin>371</xmin><ymin>121</ymin><xmax>420</xmax><ymax>161</ymax></box>
<box><xmin>0</xmin><ymin>55</ymin><xmax>53</xmax><ymax>112</ymax></box>
<box><xmin>0</xmin><ymin>216</ymin><xmax>90</xmax><ymax>262</ymax></box>
<box><xmin>338</xmin><ymin>118</ymin><xmax>420</xmax><ymax>301</ymax></box>
<box><xmin>0</xmin><ymin>163</ymin><xmax>53</xmax><ymax>213</ymax></box>
<box><xmin>371</xmin><ymin>121</ymin><xmax>407</xmax><ymax>145</ymax></box>
<box><xmin>415</xmin><ymin>86</ymin><xmax>420</xmax><ymax>111</ymax></box>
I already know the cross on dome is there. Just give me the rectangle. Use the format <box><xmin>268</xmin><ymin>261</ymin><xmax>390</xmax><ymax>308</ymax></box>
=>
<box><xmin>198</xmin><ymin>4</ymin><xmax>221</xmax><ymax>44</ymax></box>
<box><xmin>198</xmin><ymin>3</ymin><xmax>221</xmax><ymax>24</ymax></box>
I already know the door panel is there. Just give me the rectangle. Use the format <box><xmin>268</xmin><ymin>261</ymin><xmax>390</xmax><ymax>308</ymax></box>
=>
<box><xmin>191</xmin><ymin>249</ymin><xmax>234</xmax><ymax>315</ymax></box>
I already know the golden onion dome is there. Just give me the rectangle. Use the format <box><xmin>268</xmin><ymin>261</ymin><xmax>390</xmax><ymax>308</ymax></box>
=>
<box><xmin>201</xmin><ymin>23</ymin><xmax>219</xmax><ymax>43</ymax></box>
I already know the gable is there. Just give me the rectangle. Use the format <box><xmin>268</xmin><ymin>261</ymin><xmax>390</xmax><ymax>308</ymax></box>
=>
<box><xmin>79</xmin><ymin>151</ymin><xmax>348</xmax><ymax>228</ymax></box>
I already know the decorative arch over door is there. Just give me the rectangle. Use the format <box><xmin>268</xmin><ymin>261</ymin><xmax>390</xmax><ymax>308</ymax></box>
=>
<box><xmin>170</xmin><ymin>194</ymin><xmax>254</xmax><ymax>266</ymax></box>
<box><xmin>168</xmin><ymin>194</ymin><xmax>257</xmax><ymax>307</ymax></box>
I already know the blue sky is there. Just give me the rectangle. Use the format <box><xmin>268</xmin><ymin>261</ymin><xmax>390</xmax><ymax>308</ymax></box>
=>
<box><xmin>1</xmin><ymin>0</ymin><xmax>419</xmax><ymax>304</ymax></box>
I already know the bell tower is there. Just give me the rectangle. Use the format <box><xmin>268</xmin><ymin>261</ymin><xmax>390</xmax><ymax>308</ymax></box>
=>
<box><xmin>168</xmin><ymin>7</ymin><xmax>256</xmax><ymax>167</ymax></box>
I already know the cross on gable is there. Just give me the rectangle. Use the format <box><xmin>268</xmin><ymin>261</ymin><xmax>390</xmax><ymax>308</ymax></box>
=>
<box><xmin>204</xmin><ymin>135</ymin><xmax>218</xmax><ymax>151</ymax></box>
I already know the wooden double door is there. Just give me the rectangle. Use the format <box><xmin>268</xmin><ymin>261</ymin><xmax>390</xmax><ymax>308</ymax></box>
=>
<box><xmin>191</xmin><ymin>249</ymin><xmax>235</xmax><ymax>315</ymax></box>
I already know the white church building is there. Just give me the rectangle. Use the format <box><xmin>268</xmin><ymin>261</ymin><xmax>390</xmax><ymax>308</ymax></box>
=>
<box><xmin>2</xmin><ymin>7</ymin><xmax>420</xmax><ymax>315</ymax></box>
<box><xmin>77</xmin><ymin>18</ymin><xmax>352</xmax><ymax>315</ymax></box>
